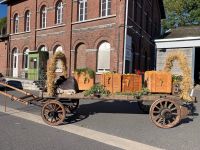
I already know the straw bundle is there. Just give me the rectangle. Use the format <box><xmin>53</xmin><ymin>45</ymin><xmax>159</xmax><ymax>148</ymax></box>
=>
<box><xmin>47</xmin><ymin>52</ymin><xmax>67</xmax><ymax>96</ymax></box>
<box><xmin>163</xmin><ymin>51</ymin><xmax>192</xmax><ymax>101</ymax></box>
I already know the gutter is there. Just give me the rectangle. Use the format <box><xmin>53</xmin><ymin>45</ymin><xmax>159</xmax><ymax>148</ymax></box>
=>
<box><xmin>122</xmin><ymin>0</ymin><xmax>129</xmax><ymax>74</ymax></box>
<box><xmin>155</xmin><ymin>36</ymin><xmax>200</xmax><ymax>43</ymax></box>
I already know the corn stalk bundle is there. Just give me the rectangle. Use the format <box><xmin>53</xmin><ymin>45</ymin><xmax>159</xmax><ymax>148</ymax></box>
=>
<box><xmin>47</xmin><ymin>52</ymin><xmax>67</xmax><ymax>96</ymax></box>
<box><xmin>163</xmin><ymin>51</ymin><xmax>192</xmax><ymax>101</ymax></box>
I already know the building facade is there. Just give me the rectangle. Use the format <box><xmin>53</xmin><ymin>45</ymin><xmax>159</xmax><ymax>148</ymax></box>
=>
<box><xmin>1</xmin><ymin>0</ymin><xmax>165</xmax><ymax>81</ymax></box>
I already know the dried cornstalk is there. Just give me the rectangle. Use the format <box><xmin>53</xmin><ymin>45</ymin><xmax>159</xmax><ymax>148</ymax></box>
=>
<box><xmin>163</xmin><ymin>51</ymin><xmax>192</xmax><ymax>101</ymax></box>
<box><xmin>47</xmin><ymin>52</ymin><xmax>67</xmax><ymax>96</ymax></box>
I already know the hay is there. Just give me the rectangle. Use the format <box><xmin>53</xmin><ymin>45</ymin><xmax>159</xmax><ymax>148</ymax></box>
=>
<box><xmin>47</xmin><ymin>52</ymin><xmax>67</xmax><ymax>96</ymax></box>
<box><xmin>163</xmin><ymin>51</ymin><xmax>192</xmax><ymax>101</ymax></box>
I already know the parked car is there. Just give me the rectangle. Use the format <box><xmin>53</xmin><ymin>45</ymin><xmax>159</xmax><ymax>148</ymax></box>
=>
<box><xmin>6</xmin><ymin>80</ymin><xmax>23</xmax><ymax>90</ymax></box>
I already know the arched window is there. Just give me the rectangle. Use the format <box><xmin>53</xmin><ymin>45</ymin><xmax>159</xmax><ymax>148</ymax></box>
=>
<box><xmin>54</xmin><ymin>45</ymin><xmax>63</xmax><ymax>53</ymax></box>
<box><xmin>24</xmin><ymin>10</ymin><xmax>30</xmax><ymax>32</ymax></box>
<box><xmin>40</xmin><ymin>6</ymin><xmax>47</xmax><ymax>28</ymax></box>
<box><xmin>23</xmin><ymin>48</ymin><xmax>29</xmax><ymax>69</ymax></box>
<box><xmin>75</xmin><ymin>43</ymin><xmax>86</xmax><ymax>69</ymax></box>
<box><xmin>55</xmin><ymin>1</ymin><xmax>63</xmax><ymax>24</ymax></box>
<box><xmin>97</xmin><ymin>42</ymin><xmax>111</xmax><ymax>72</ymax></box>
<box><xmin>54</xmin><ymin>45</ymin><xmax>63</xmax><ymax>72</ymax></box>
<box><xmin>39</xmin><ymin>45</ymin><xmax>48</xmax><ymax>51</ymax></box>
<box><xmin>13</xmin><ymin>14</ymin><xmax>19</xmax><ymax>33</ymax></box>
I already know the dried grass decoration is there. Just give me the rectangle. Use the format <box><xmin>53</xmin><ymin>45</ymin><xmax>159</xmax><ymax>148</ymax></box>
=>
<box><xmin>47</xmin><ymin>52</ymin><xmax>67</xmax><ymax>96</ymax></box>
<box><xmin>163</xmin><ymin>51</ymin><xmax>192</xmax><ymax>101</ymax></box>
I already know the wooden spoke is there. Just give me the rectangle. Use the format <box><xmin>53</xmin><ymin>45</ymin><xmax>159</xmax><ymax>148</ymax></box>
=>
<box><xmin>150</xmin><ymin>98</ymin><xmax>181</xmax><ymax>129</ymax></box>
<box><xmin>41</xmin><ymin>100</ymin><xmax>66</xmax><ymax>126</ymax></box>
<box><xmin>62</xmin><ymin>99</ymin><xmax>80</xmax><ymax>113</ymax></box>
<box><xmin>168</xmin><ymin>103</ymin><xmax>174</xmax><ymax>109</ymax></box>
<box><xmin>164</xmin><ymin>101</ymin><xmax>168</xmax><ymax>108</ymax></box>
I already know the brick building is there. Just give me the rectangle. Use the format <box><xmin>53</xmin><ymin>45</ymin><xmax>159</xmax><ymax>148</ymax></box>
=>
<box><xmin>0</xmin><ymin>20</ymin><xmax>8</xmax><ymax>76</ymax></box>
<box><xmin>1</xmin><ymin>0</ymin><xmax>165</xmax><ymax>81</ymax></box>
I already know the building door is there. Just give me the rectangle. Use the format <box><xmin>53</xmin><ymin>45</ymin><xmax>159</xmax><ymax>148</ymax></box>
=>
<box><xmin>12</xmin><ymin>48</ymin><xmax>18</xmax><ymax>77</ymax></box>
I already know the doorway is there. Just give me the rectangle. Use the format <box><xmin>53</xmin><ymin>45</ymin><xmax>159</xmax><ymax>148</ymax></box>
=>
<box><xmin>194</xmin><ymin>47</ymin><xmax>200</xmax><ymax>84</ymax></box>
<box><xmin>12</xmin><ymin>48</ymin><xmax>18</xmax><ymax>77</ymax></box>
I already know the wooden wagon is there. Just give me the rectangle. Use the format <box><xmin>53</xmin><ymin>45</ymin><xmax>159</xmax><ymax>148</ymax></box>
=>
<box><xmin>0</xmin><ymin>81</ymin><xmax>196</xmax><ymax>129</ymax></box>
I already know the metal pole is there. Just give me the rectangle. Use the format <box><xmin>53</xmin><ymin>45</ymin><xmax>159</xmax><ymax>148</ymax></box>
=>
<box><xmin>123</xmin><ymin>0</ymin><xmax>129</xmax><ymax>74</ymax></box>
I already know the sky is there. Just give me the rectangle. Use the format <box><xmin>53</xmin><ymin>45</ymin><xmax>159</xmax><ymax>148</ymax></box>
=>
<box><xmin>0</xmin><ymin>4</ymin><xmax>7</xmax><ymax>19</ymax></box>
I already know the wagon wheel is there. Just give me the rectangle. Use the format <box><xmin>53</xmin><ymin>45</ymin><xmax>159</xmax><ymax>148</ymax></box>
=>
<box><xmin>150</xmin><ymin>98</ymin><xmax>181</xmax><ymax>128</ymax></box>
<box><xmin>64</xmin><ymin>99</ymin><xmax>79</xmax><ymax>113</ymax></box>
<box><xmin>41</xmin><ymin>100</ymin><xmax>66</xmax><ymax>126</ymax></box>
<box><xmin>137</xmin><ymin>101</ymin><xmax>150</xmax><ymax>114</ymax></box>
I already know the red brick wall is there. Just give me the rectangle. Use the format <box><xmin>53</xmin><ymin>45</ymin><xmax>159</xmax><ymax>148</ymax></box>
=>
<box><xmin>7</xmin><ymin>0</ymin><xmax>72</xmax><ymax>77</ymax></box>
<box><xmin>6</xmin><ymin>0</ymin><xmax>163</xmax><ymax>79</ymax></box>
<box><xmin>71</xmin><ymin>0</ymin><xmax>126</xmax><ymax>75</ymax></box>
<box><xmin>0</xmin><ymin>41</ymin><xmax>7</xmax><ymax>75</ymax></box>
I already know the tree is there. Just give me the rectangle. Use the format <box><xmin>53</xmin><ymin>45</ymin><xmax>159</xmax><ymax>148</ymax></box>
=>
<box><xmin>162</xmin><ymin>0</ymin><xmax>200</xmax><ymax>30</ymax></box>
<box><xmin>0</xmin><ymin>17</ymin><xmax>6</xmax><ymax>32</ymax></box>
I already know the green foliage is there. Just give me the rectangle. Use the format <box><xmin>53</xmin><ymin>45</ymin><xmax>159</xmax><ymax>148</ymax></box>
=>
<box><xmin>172</xmin><ymin>75</ymin><xmax>183</xmax><ymax>83</ymax></box>
<box><xmin>0</xmin><ymin>17</ymin><xmax>6</xmax><ymax>31</ymax></box>
<box><xmin>115</xmin><ymin>88</ymin><xmax>150</xmax><ymax>99</ymax></box>
<box><xmin>84</xmin><ymin>84</ymin><xmax>110</xmax><ymax>97</ymax></box>
<box><xmin>162</xmin><ymin>0</ymin><xmax>200</xmax><ymax>30</ymax></box>
<box><xmin>75</xmin><ymin>67</ymin><xmax>95</xmax><ymax>78</ymax></box>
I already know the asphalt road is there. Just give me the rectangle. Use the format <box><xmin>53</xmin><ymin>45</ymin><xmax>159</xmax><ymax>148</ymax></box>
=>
<box><xmin>0</xmin><ymin>112</ymin><xmax>120</xmax><ymax>150</ymax></box>
<box><xmin>0</xmin><ymin>90</ymin><xmax>200</xmax><ymax>150</ymax></box>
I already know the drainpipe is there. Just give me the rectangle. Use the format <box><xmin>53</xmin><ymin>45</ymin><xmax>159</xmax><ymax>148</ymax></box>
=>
<box><xmin>69</xmin><ymin>1</ymin><xmax>73</xmax><ymax>77</ymax></box>
<box><xmin>8</xmin><ymin>3</ymin><xmax>12</xmax><ymax>76</ymax></box>
<box><xmin>35</xmin><ymin>0</ymin><xmax>38</xmax><ymax>51</ymax></box>
<box><xmin>122</xmin><ymin>0</ymin><xmax>129</xmax><ymax>74</ymax></box>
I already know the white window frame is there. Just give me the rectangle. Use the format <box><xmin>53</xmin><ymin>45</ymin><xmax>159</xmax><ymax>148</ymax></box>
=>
<box><xmin>25</xmin><ymin>11</ymin><xmax>30</xmax><ymax>32</ymax></box>
<box><xmin>56</xmin><ymin>1</ymin><xmax>63</xmax><ymax>24</ymax></box>
<box><xmin>97</xmin><ymin>42</ymin><xmax>111</xmax><ymax>73</ymax></box>
<box><xmin>79</xmin><ymin>0</ymin><xmax>87</xmax><ymax>21</ymax></box>
<box><xmin>14</xmin><ymin>14</ymin><xmax>19</xmax><ymax>33</ymax></box>
<box><xmin>41</xmin><ymin>6</ymin><xmax>47</xmax><ymax>29</ymax></box>
<box><xmin>101</xmin><ymin>0</ymin><xmax>111</xmax><ymax>17</ymax></box>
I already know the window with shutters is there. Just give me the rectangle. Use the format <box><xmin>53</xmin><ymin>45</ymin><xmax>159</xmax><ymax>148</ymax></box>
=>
<box><xmin>97</xmin><ymin>42</ymin><xmax>111</xmax><ymax>72</ymax></box>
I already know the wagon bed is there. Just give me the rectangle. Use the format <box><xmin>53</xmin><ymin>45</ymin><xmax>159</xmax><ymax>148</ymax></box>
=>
<box><xmin>0</xmin><ymin>81</ymin><xmax>194</xmax><ymax>129</ymax></box>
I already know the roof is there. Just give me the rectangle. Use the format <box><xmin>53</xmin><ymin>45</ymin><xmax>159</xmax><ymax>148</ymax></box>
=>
<box><xmin>162</xmin><ymin>26</ymin><xmax>200</xmax><ymax>39</ymax></box>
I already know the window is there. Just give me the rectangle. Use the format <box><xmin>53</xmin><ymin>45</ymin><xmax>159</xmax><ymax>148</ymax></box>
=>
<box><xmin>54</xmin><ymin>45</ymin><xmax>63</xmax><ymax>72</ymax></box>
<box><xmin>56</xmin><ymin>1</ymin><xmax>63</xmax><ymax>24</ymax></box>
<box><xmin>23</xmin><ymin>48</ymin><xmax>29</xmax><ymax>69</ymax></box>
<box><xmin>97</xmin><ymin>42</ymin><xmax>111</xmax><ymax>72</ymax></box>
<box><xmin>101</xmin><ymin>0</ymin><xmax>111</xmax><ymax>17</ymax></box>
<box><xmin>24</xmin><ymin>10</ymin><xmax>30</xmax><ymax>32</ymax></box>
<box><xmin>79</xmin><ymin>0</ymin><xmax>87</xmax><ymax>21</ymax></box>
<box><xmin>40</xmin><ymin>6</ymin><xmax>47</xmax><ymax>28</ymax></box>
<box><xmin>39</xmin><ymin>45</ymin><xmax>48</xmax><ymax>52</ymax></box>
<box><xmin>13</xmin><ymin>14</ymin><xmax>19</xmax><ymax>33</ymax></box>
